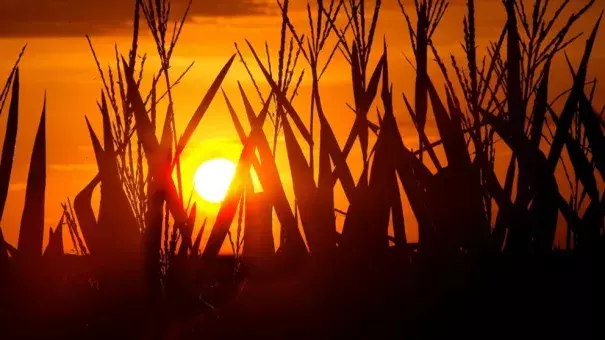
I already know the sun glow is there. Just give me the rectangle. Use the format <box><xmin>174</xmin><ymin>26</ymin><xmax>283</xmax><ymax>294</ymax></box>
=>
<box><xmin>194</xmin><ymin>158</ymin><xmax>236</xmax><ymax>203</ymax></box>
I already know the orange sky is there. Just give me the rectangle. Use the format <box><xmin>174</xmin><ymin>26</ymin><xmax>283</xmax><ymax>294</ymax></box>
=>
<box><xmin>1</xmin><ymin>0</ymin><xmax>604</xmax><ymax>252</ymax></box>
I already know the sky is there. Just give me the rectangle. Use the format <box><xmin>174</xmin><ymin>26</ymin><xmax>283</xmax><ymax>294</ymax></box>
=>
<box><xmin>1</xmin><ymin>0</ymin><xmax>604</xmax><ymax>253</ymax></box>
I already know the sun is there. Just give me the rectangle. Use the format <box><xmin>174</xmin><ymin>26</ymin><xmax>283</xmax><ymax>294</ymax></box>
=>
<box><xmin>194</xmin><ymin>158</ymin><xmax>237</xmax><ymax>203</ymax></box>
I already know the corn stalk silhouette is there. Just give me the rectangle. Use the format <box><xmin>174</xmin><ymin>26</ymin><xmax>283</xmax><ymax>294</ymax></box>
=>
<box><xmin>1</xmin><ymin>0</ymin><xmax>603</xmax><ymax>310</ymax></box>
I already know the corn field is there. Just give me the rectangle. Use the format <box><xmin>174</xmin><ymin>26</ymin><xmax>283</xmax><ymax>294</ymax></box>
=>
<box><xmin>1</xmin><ymin>0</ymin><xmax>604</xmax><ymax>338</ymax></box>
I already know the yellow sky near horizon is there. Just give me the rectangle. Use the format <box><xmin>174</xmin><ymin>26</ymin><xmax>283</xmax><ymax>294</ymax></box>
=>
<box><xmin>1</xmin><ymin>0</ymin><xmax>604</xmax><ymax>253</ymax></box>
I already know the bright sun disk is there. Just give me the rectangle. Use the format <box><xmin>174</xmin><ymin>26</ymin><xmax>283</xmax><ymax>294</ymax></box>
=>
<box><xmin>194</xmin><ymin>158</ymin><xmax>236</xmax><ymax>203</ymax></box>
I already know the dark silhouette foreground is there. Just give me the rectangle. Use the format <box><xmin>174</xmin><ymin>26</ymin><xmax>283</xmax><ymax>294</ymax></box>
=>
<box><xmin>1</xmin><ymin>0</ymin><xmax>605</xmax><ymax>338</ymax></box>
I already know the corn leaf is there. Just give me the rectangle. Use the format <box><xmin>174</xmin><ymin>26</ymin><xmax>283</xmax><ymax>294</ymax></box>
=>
<box><xmin>86</xmin><ymin>115</ymin><xmax>140</xmax><ymax>255</ymax></box>
<box><xmin>341</xmin><ymin>52</ymin><xmax>385</xmax><ymax>163</ymax></box>
<box><xmin>312</xmin><ymin>113</ymin><xmax>356</xmax><ymax>203</ymax></box>
<box><xmin>100</xmin><ymin>92</ymin><xmax>115</xmax><ymax>155</ymax></box>
<box><xmin>282</xmin><ymin>114</ymin><xmax>327</xmax><ymax>255</ymax></box>
<box><xmin>18</xmin><ymin>98</ymin><xmax>46</xmax><ymax>257</ymax></box>
<box><xmin>483</xmin><ymin>109</ymin><xmax>582</xmax><ymax>250</ymax></box>
<box><xmin>316</xmin><ymin>124</ymin><xmax>336</xmax><ymax>256</ymax></box>
<box><xmin>382</xmin><ymin>48</ymin><xmax>433</xmax><ymax>245</ymax></box>
<box><xmin>566</xmin><ymin>136</ymin><xmax>599</xmax><ymax>202</ymax></box>
<box><xmin>175</xmin><ymin>55</ymin><xmax>236</xmax><ymax>160</ymax></box>
<box><xmin>191</xmin><ymin>218</ymin><xmax>207</xmax><ymax>257</ymax></box>
<box><xmin>204</xmin><ymin>92</ymin><xmax>281</xmax><ymax>258</ymax></box>
<box><xmin>365</xmin><ymin>120</ymin><xmax>398</xmax><ymax>250</ymax></box>
<box><xmin>74</xmin><ymin>175</ymin><xmax>101</xmax><ymax>254</ymax></box>
<box><xmin>236</xmin><ymin>86</ymin><xmax>306</xmax><ymax>257</ymax></box>
<box><xmin>401</xmin><ymin>91</ymin><xmax>442</xmax><ymax>170</ymax></box>
<box><xmin>426</xmin><ymin>75</ymin><xmax>470</xmax><ymax>167</ymax></box>
<box><xmin>548</xmin><ymin>13</ymin><xmax>602</xmax><ymax>171</ymax></box>
<box><xmin>222</xmin><ymin>89</ymin><xmax>264</xmax><ymax>174</ymax></box>
<box><xmin>579</xmin><ymin>94</ymin><xmax>605</xmax><ymax>179</ymax></box>
<box><xmin>530</xmin><ymin>60</ymin><xmax>551</xmax><ymax>147</ymax></box>
<box><xmin>44</xmin><ymin>214</ymin><xmax>64</xmax><ymax>257</ymax></box>
<box><xmin>390</xmin><ymin>175</ymin><xmax>406</xmax><ymax>247</ymax></box>
<box><xmin>562</xmin><ymin>52</ymin><xmax>605</xmax><ymax>181</ymax></box>
<box><xmin>0</xmin><ymin>69</ymin><xmax>19</xmax><ymax>223</ymax></box>
<box><xmin>505</xmin><ymin>0</ymin><xmax>525</xmax><ymax>132</ymax></box>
